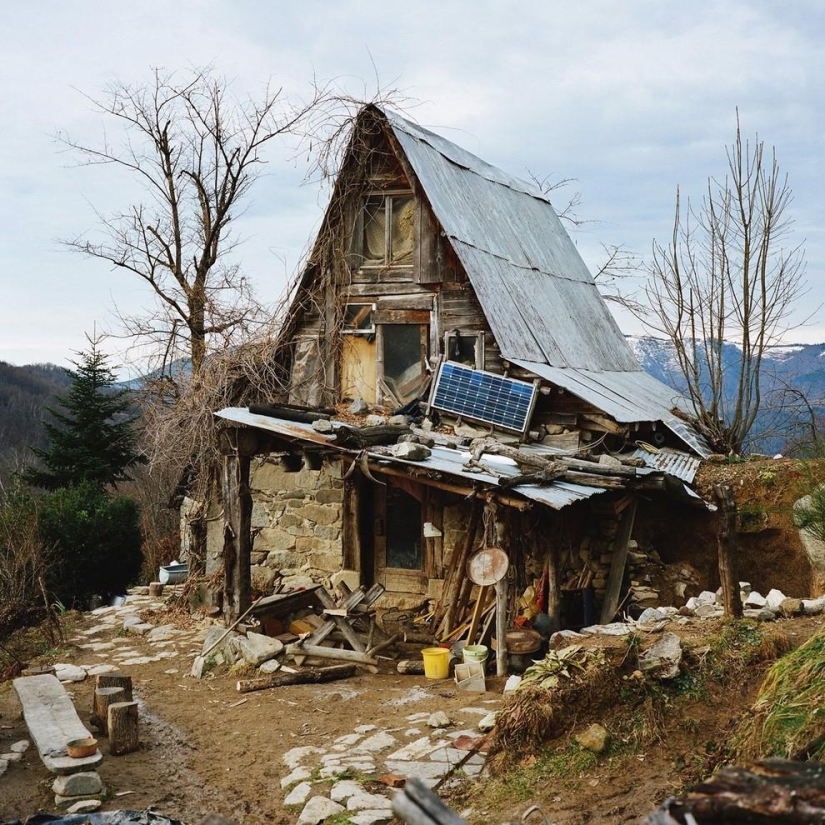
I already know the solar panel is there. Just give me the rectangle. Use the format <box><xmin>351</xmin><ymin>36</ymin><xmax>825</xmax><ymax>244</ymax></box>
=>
<box><xmin>430</xmin><ymin>362</ymin><xmax>538</xmax><ymax>434</ymax></box>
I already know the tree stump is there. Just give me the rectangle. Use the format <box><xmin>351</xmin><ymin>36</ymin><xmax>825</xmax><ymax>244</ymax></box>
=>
<box><xmin>91</xmin><ymin>673</ymin><xmax>132</xmax><ymax>732</ymax></box>
<box><xmin>93</xmin><ymin>687</ymin><xmax>125</xmax><ymax>736</ymax></box>
<box><xmin>149</xmin><ymin>582</ymin><xmax>165</xmax><ymax>598</ymax></box>
<box><xmin>107</xmin><ymin>701</ymin><xmax>139</xmax><ymax>755</ymax></box>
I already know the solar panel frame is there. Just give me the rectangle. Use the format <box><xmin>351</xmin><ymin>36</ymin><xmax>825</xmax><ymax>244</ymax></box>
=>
<box><xmin>429</xmin><ymin>361</ymin><xmax>539</xmax><ymax>435</ymax></box>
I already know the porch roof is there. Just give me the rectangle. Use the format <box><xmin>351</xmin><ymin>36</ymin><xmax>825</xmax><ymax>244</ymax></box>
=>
<box><xmin>215</xmin><ymin>408</ymin><xmax>710</xmax><ymax>511</ymax></box>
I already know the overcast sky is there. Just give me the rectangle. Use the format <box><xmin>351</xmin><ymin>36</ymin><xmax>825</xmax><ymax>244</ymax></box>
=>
<box><xmin>2</xmin><ymin>1</ymin><xmax>824</xmax><ymax>377</ymax></box>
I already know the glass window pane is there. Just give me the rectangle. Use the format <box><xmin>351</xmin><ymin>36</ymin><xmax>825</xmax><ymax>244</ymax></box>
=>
<box><xmin>362</xmin><ymin>197</ymin><xmax>386</xmax><ymax>264</ymax></box>
<box><xmin>386</xmin><ymin>487</ymin><xmax>422</xmax><ymax>570</ymax></box>
<box><xmin>382</xmin><ymin>324</ymin><xmax>427</xmax><ymax>404</ymax></box>
<box><xmin>390</xmin><ymin>196</ymin><xmax>414</xmax><ymax>263</ymax></box>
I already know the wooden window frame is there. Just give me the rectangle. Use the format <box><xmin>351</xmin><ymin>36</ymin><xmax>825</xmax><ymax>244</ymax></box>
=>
<box><xmin>444</xmin><ymin>330</ymin><xmax>485</xmax><ymax>370</ymax></box>
<box><xmin>357</xmin><ymin>191</ymin><xmax>416</xmax><ymax>273</ymax></box>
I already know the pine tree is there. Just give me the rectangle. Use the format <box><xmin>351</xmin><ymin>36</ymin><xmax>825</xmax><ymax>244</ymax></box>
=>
<box><xmin>23</xmin><ymin>337</ymin><xmax>145</xmax><ymax>490</ymax></box>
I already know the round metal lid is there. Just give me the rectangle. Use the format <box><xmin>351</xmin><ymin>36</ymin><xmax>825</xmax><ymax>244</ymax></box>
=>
<box><xmin>466</xmin><ymin>546</ymin><xmax>509</xmax><ymax>586</ymax></box>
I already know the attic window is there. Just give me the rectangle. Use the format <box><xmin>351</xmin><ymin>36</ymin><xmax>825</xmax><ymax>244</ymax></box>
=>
<box><xmin>362</xmin><ymin>194</ymin><xmax>414</xmax><ymax>267</ymax></box>
<box><xmin>342</xmin><ymin>303</ymin><xmax>375</xmax><ymax>335</ymax></box>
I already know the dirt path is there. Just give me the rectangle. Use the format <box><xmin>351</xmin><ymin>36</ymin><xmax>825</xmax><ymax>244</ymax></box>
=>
<box><xmin>0</xmin><ymin>593</ymin><xmax>502</xmax><ymax>824</ymax></box>
<box><xmin>2</xmin><ymin>592</ymin><xmax>824</xmax><ymax>825</ymax></box>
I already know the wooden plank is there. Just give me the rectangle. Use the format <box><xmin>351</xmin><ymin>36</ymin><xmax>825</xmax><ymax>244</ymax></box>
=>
<box><xmin>13</xmin><ymin>675</ymin><xmax>102</xmax><ymax>775</ymax></box>
<box><xmin>315</xmin><ymin>588</ymin><xmax>367</xmax><ymax>652</ymax></box>
<box><xmin>465</xmin><ymin>585</ymin><xmax>490</xmax><ymax>644</ymax></box>
<box><xmin>286</xmin><ymin>643</ymin><xmax>378</xmax><ymax>666</ymax></box>
<box><xmin>495</xmin><ymin>577</ymin><xmax>509</xmax><ymax>677</ymax></box>
<box><xmin>599</xmin><ymin>498</ymin><xmax>638</xmax><ymax>624</ymax></box>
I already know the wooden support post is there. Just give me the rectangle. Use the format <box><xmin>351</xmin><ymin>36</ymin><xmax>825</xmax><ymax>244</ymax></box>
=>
<box><xmin>465</xmin><ymin>585</ymin><xmax>490</xmax><ymax>645</ymax></box>
<box><xmin>546</xmin><ymin>546</ymin><xmax>561</xmax><ymax>629</ymax></box>
<box><xmin>107</xmin><ymin>701</ymin><xmax>139</xmax><ymax>755</ymax></box>
<box><xmin>599</xmin><ymin>497</ymin><xmax>638</xmax><ymax>624</ymax></box>
<box><xmin>495</xmin><ymin>576</ymin><xmax>508</xmax><ymax>677</ymax></box>
<box><xmin>222</xmin><ymin>450</ymin><xmax>252</xmax><ymax>623</ymax></box>
<box><xmin>714</xmin><ymin>483</ymin><xmax>743</xmax><ymax>618</ymax></box>
<box><xmin>93</xmin><ymin>687</ymin><xmax>125</xmax><ymax>736</ymax></box>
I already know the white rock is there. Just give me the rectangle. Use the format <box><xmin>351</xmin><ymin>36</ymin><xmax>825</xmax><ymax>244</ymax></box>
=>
<box><xmin>330</xmin><ymin>779</ymin><xmax>363</xmax><ymax>803</ymax></box>
<box><xmin>86</xmin><ymin>664</ymin><xmax>119</xmax><ymax>676</ymax></box>
<box><xmin>347</xmin><ymin>792</ymin><xmax>393</xmax><ymax>811</ymax></box>
<box><xmin>237</xmin><ymin>632</ymin><xmax>284</xmax><ymax>666</ymax></box>
<box><xmin>391</xmin><ymin>442</ymin><xmax>431</xmax><ymax>461</ymax></box>
<box><xmin>67</xmin><ymin>801</ymin><xmax>102</xmax><ymax>815</ymax></box>
<box><xmin>696</xmin><ymin>590</ymin><xmax>718</xmax><ymax>606</ymax></box>
<box><xmin>428</xmin><ymin>711</ymin><xmax>451</xmax><ymax>728</ymax></box>
<box><xmin>802</xmin><ymin>596</ymin><xmax>825</xmax><ymax>615</ymax></box>
<box><xmin>281</xmin><ymin>766</ymin><xmax>312</xmax><ymax>789</ymax></box>
<box><xmin>694</xmin><ymin>604</ymin><xmax>724</xmax><ymax>619</ymax></box>
<box><xmin>122</xmin><ymin>614</ymin><xmax>143</xmax><ymax>628</ymax></box>
<box><xmin>478</xmin><ymin>712</ymin><xmax>498</xmax><ymax>732</ymax></box>
<box><xmin>549</xmin><ymin>629</ymin><xmax>585</xmax><ymax>648</ymax></box>
<box><xmin>283</xmin><ymin>745</ymin><xmax>325</xmax><ymax>770</ymax></box>
<box><xmin>147</xmin><ymin>624</ymin><xmax>178</xmax><ymax>643</ymax></box>
<box><xmin>636</xmin><ymin>608</ymin><xmax>669</xmax><ymax>626</ymax></box>
<box><xmin>739</xmin><ymin>582</ymin><xmax>752</xmax><ymax>596</ymax></box>
<box><xmin>355</xmin><ymin>731</ymin><xmax>397</xmax><ymax>753</ymax></box>
<box><xmin>334</xmin><ymin>733</ymin><xmax>363</xmax><ymax>746</ymax></box>
<box><xmin>53</xmin><ymin>771</ymin><xmax>103</xmax><ymax>796</ymax></box>
<box><xmin>388</xmin><ymin>736</ymin><xmax>444</xmax><ymax>761</ymax></box>
<box><xmin>9</xmin><ymin>740</ymin><xmax>29</xmax><ymax>754</ymax></box>
<box><xmin>297</xmin><ymin>797</ymin><xmax>345</xmax><ymax>825</ymax></box>
<box><xmin>639</xmin><ymin>632</ymin><xmax>682</xmax><ymax>679</ymax></box>
<box><xmin>284</xmin><ymin>782</ymin><xmax>312</xmax><ymax>807</ymax></box>
<box><xmin>766</xmin><ymin>589</ymin><xmax>787</xmax><ymax>611</ymax></box>
<box><xmin>744</xmin><ymin>608</ymin><xmax>776</xmax><ymax>621</ymax></box>
<box><xmin>0</xmin><ymin>758</ymin><xmax>7</xmax><ymax>776</ymax></box>
<box><xmin>350</xmin><ymin>811</ymin><xmax>393</xmax><ymax>825</ymax></box>
<box><xmin>355</xmin><ymin>724</ymin><xmax>378</xmax><ymax>733</ymax></box>
<box><xmin>2</xmin><ymin>751</ymin><xmax>22</xmax><ymax>762</ymax></box>
<box><xmin>54</xmin><ymin>664</ymin><xmax>87</xmax><ymax>682</ymax></box>
<box><xmin>127</xmin><ymin>622</ymin><xmax>153</xmax><ymax>636</ymax></box>
<box><xmin>580</xmin><ymin>622</ymin><xmax>631</xmax><ymax>636</ymax></box>
<box><xmin>259</xmin><ymin>659</ymin><xmax>282</xmax><ymax>674</ymax></box>
<box><xmin>744</xmin><ymin>591</ymin><xmax>767</xmax><ymax>608</ymax></box>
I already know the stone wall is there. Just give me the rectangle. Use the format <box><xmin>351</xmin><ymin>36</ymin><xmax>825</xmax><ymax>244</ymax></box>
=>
<box><xmin>199</xmin><ymin>455</ymin><xmax>349</xmax><ymax>593</ymax></box>
<box><xmin>250</xmin><ymin>456</ymin><xmax>346</xmax><ymax>592</ymax></box>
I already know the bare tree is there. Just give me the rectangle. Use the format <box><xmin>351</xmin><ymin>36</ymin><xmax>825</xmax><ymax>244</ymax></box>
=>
<box><xmin>642</xmin><ymin>113</ymin><xmax>806</xmax><ymax>454</ymax></box>
<box><xmin>59</xmin><ymin>67</ymin><xmax>325</xmax><ymax>379</ymax></box>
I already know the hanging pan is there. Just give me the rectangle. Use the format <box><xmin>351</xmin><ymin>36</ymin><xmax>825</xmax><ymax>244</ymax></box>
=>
<box><xmin>466</xmin><ymin>546</ymin><xmax>509</xmax><ymax>586</ymax></box>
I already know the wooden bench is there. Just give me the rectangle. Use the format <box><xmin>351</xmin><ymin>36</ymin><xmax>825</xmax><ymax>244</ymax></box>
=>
<box><xmin>13</xmin><ymin>674</ymin><xmax>103</xmax><ymax>775</ymax></box>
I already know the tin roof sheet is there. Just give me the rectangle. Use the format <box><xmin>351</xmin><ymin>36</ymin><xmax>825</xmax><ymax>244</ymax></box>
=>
<box><xmin>630</xmin><ymin>447</ymin><xmax>702</xmax><ymax>484</ymax></box>
<box><xmin>383</xmin><ymin>110</ymin><xmax>639</xmax><ymax>373</ymax></box>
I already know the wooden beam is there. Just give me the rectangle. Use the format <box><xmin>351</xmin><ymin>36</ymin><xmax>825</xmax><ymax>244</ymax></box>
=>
<box><xmin>495</xmin><ymin>576</ymin><xmax>509</xmax><ymax>677</ymax></box>
<box><xmin>599</xmin><ymin>498</ymin><xmax>638</xmax><ymax>624</ymax></box>
<box><xmin>222</xmin><ymin>452</ymin><xmax>252</xmax><ymax>623</ymax></box>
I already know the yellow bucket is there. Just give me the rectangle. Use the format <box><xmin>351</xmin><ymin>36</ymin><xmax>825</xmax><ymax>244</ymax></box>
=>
<box><xmin>421</xmin><ymin>647</ymin><xmax>450</xmax><ymax>679</ymax></box>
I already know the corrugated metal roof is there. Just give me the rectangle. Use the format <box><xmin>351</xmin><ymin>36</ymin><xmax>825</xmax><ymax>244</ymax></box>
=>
<box><xmin>630</xmin><ymin>447</ymin><xmax>702</xmax><ymax>484</ymax></box>
<box><xmin>383</xmin><ymin>109</ymin><xmax>639</xmax><ymax>373</ymax></box>
<box><xmin>511</xmin><ymin>359</ymin><xmax>713</xmax><ymax>458</ymax></box>
<box><xmin>215</xmin><ymin>407</ymin><xmax>604</xmax><ymax>510</ymax></box>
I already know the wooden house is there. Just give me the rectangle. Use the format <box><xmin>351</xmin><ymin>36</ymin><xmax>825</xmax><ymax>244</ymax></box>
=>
<box><xmin>210</xmin><ymin>106</ymin><xmax>711</xmax><ymax>645</ymax></box>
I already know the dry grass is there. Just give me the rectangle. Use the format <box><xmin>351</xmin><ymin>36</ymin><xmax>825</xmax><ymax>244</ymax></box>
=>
<box><xmin>732</xmin><ymin>624</ymin><xmax>825</xmax><ymax>761</ymax></box>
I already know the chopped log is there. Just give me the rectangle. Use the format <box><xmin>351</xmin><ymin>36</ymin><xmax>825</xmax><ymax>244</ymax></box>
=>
<box><xmin>557</xmin><ymin>456</ymin><xmax>638</xmax><ymax>478</ymax></box>
<box><xmin>285</xmin><ymin>642</ymin><xmax>378</xmax><ymax>666</ymax></box>
<box><xmin>643</xmin><ymin>758</ymin><xmax>825</xmax><ymax>825</ymax></box>
<box><xmin>495</xmin><ymin>577</ymin><xmax>508</xmax><ymax>677</ymax></box>
<box><xmin>107</xmin><ymin>701</ymin><xmax>139</xmax><ymax>755</ymax></box>
<box><xmin>561</xmin><ymin>470</ymin><xmax>627</xmax><ymax>489</ymax></box>
<box><xmin>149</xmin><ymin>582</ymin><xmax>164</xmax><ymax>598</ymax></box>
<box><xmin>91</xmin><ymin>672</ymin><xmax>133</xmax><ymax>732</ymax></box>
<box><xmin>333</xmin><ymin>424</ymin><xmax>410</xmax><ymax>448</ymax></box>
<box><xmin>236</xmin><ymin>664</ymin><xmax>356</xmax><ymax>693</ymax></box>
<box><xmin>715</xmin><ymin>482</ymin><xmax>743</xmax><ymax>618</ymax></box>
<box><xmin>93</xmin><ymin>687</ymin><xmax>125</xmax><ymax>736</ymax></box>
<box><xmin>248</xmin><ymin>403</ymin><xmax>330</xmax><ymax>423</ymax></box>
<box><xmin>397</xmin><ymin>659</ymin><xmax>426</xmax><ymax>675</ymax></box>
